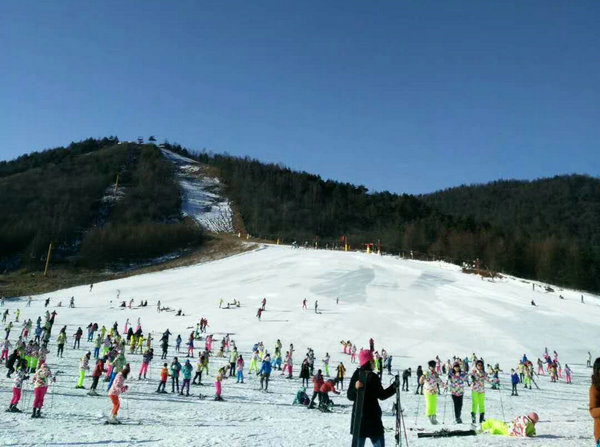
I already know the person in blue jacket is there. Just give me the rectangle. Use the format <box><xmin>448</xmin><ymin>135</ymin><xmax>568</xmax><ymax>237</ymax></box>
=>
<box><xmin>259</xmin><ymin>354</ymin><xmax>272</xmax><ymax>391</ymax></box>
<box><xmin>511</xmin><ymin>368</ymin><xmax>520</xmax><ymax>396</ymax></box>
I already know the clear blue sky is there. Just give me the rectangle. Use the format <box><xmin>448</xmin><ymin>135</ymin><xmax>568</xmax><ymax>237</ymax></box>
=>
<box><xmin>1</xmin><ymin>1</ymin><xmax>598</xmax><ymax>194</ymax></box>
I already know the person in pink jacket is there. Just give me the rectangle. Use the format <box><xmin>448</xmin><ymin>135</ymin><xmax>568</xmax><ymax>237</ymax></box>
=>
<box><xmin>107</xmin><ymin>363</ymin><xmax>130</xmax><ymax>424</ymax></box>
<box><xmin>31</xmin><ymin>361</ymin><xmax>52</xmax><ymax>418</ymax></box>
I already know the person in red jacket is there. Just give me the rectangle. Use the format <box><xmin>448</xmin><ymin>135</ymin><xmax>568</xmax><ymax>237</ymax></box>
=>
<box><xmin>88</xmin><ymin>357</ymin><xmax>105</xmax><ymax>396</ymax></box>
<box><xmin>319</xmin><ymin>378</ymin><xmax>340</xmax><ymax>410</ymax></box>
<box><xmin>309</xmin><ymin>369</ymin><xmax>324</xmax><ymax>409</ymax></box>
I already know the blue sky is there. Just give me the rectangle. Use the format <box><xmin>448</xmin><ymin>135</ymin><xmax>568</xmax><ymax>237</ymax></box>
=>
<box><xmin>1</xmin><ymin>1</ymin><xmax>598</xmax><ymax>194</ymax></box>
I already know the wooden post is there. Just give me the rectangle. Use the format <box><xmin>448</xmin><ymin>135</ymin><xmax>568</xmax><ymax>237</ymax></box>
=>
<box><xmin>43</xmin><ymin>242</ymin><xmax>53</xmax><ymax>277</ymax></box>
<box><xmin>114</xmin><ymin>174</ymin><xmax>120</xmax><ymax>194</ymax></box>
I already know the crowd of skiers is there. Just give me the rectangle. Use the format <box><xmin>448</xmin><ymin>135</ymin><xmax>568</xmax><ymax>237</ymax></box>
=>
<box><xmin>0</xmin><ymin>293</ymin><xmax>593</xmax><ymax>441</ymax></box>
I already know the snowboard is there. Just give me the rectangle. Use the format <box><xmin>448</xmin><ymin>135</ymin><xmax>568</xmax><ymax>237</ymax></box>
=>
<box><xmin>417</xmin><ymin>429</ymin><xmax>477</xmax><ymax>438</ymax></box>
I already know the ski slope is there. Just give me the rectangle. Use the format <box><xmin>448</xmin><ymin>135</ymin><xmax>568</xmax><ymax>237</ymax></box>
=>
<box><xmin>2</xmin><ymin>245</ymin><xmax>598</xmax><ymax>446</ymax></box>
<box><xmin>160</xmin><ymin>148</ymin><xmax>234</xmax><ymax>233</ymax></box>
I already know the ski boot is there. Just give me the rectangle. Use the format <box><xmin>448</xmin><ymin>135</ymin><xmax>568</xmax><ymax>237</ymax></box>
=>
<box><xmin>456</xmin><ymin>417</ymin><xmax>462</xmax><ymax>424</ymax></box>
<box><xmin>479</xmin><ymin>413</ymin><xmax>485</xmax><ymax>423</ymax></box>
<box><xmin>471</xmin><ymin>412</ymin><xmax>476</xmax><ymax>425</ymax></box>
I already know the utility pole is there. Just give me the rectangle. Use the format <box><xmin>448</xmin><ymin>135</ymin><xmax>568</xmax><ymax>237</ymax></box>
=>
<box><xmin>43</xmin><ymin>242</ymin><xmax>53</xmax><ymax>277</ymax></box>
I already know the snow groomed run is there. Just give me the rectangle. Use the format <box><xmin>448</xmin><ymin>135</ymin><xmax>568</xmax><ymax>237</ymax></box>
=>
<box><xmin>1</xmin><ymin>244</ymin><xmax>598</xmax><ymax>446</ymax></box>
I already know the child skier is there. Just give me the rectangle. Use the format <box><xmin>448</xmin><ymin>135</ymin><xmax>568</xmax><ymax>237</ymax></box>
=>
<box><xmin>420</xmin><ymin>360</ymin><xmax>445</xmax><ymax>425</ymax></box>
<box><xmin>511</xmin><ymin>368</ymin><xmax>520</xmax><ymax>396</ymax></box>
<box><xmin>156</xmin><ymin>363</ymin><xmax>168</xmax><ymax>393</ymax></box>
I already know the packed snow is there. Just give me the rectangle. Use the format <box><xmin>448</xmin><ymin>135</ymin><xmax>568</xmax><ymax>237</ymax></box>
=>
<box><xmin>160</xmin><ymin>148</ymin><xmax>234</xmax><ymax>233</ymax></box>
<box><xmin>2</xmin><ymin>245</ymin><xmax>598</xmax><ymax>446</ymax></box>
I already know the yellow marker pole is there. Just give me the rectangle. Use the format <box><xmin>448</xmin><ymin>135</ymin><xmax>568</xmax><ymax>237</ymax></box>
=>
<box><xmin>43</xmin><ymin>242</ymin><xmax>53</xmax><ymax>277</ymax></box>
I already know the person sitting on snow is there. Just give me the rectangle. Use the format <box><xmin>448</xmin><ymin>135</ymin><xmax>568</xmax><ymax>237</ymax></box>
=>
<box><xmin>482</xmin><ymin>412</ymin><xmax>538</xmax><ymax>437</ymax></box>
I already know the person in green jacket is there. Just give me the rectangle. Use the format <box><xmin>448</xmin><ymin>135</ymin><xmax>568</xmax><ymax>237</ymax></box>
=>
<box><xmin>228</xmin><ymin>348</ymin><xmax>238</xmax><ymax>377</ymax></box>
<box><xmin>56</xmin><ymin>331</ymin><xmax>67</xmax><ymax>358</ymax></box>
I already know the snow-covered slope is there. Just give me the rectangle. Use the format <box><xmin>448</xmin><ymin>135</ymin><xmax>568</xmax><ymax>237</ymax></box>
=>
<box><xmin>161</xmin><ymin>148</ymin><xmax>234</xmax><ymax>233</ymax></box>
<box><xmin>2</xmin><ymin>246</ymin><xmax>598</xmax><ymax>445</ymax></box>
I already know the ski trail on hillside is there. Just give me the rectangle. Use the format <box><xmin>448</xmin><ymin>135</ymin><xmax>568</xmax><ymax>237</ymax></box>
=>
<box><xmin>161</xmin><ymin>148</ymin><xmax>234</xmax><ymax>233</ymax></box>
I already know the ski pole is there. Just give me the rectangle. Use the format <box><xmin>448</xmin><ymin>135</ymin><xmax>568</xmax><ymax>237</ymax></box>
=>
<box><xmin>498</xmin><ymin>384</ymin><xmax>506</xmax><ymax>423</ymax></box>
<box><xmin>414</xmin><ymin>389</ymin><xmax>421</xmax><ymax>426</ymax></box>
<box><xmin>442</xmin><ymin>389</ymin><xmax>447</xmax><ymax>425</ymax></box>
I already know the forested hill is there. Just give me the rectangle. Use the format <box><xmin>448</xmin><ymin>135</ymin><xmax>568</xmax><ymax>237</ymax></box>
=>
<box><xmin>422</xmin><ymin>176</ymin><xmax>600</xmax><ymax>246</ymax></box>
<box><xmin>165</xmin><ymin>144</ymin><xmax>600</xmax><ymax>293</ymax></box>
<box><xmin>1</xmin><ymin>138</ymin><xmax>598</xmax><ymax>294</ymax></box>
<box><xmin>0</xmin><ymin>139</ymin><xmax>203</xmax><ymax>275</ymax></box>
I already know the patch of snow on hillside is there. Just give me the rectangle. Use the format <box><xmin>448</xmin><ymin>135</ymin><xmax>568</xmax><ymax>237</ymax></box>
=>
<box><xmin>161</xmin><ymin>149</ymin><xmax>234</xmax><ymax>233</ymax></box>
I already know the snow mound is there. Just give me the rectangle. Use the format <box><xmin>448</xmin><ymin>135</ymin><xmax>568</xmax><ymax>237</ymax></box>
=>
<box><xmin>161</xmin><ymin>148</ymin><xmax>234</xmax><ymax>233</ymax></box>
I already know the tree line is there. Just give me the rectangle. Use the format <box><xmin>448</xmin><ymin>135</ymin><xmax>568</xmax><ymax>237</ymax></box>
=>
<box><xmin>164</xmin><ymin>143</ymin><xmax>600</xmax><ymax>293</ymax></box>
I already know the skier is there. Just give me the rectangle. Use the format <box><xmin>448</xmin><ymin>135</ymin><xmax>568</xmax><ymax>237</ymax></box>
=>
<box><xmin>302</xmin><ymin>298</ymin><xmax>307</xmax><ymax>310</ymax></box>
<box><xmin>336</xmin><ymin>362</ymin><xmax>347</xmax><ymax>390</ymax></box>
<box><xmin>180</xmin><ymin>360</ymin><xmax>193</xmax><ymax>396</ymax></box>
<box><xmin>73</xmin><ymin>327</ymin><xmax>83</xmax><ymax>349</ymax></box>
<box><xmin>56</xmin><ymin>330</ymin><xmax>67</xmax><ymax>358</ymax></box>
<box><xmin>8</xmin><ymin>363</ymin><xmax>29</xmax><ymax>412</ymax></box>
<box><xmin>31</xmin><ymin>361</ymin><xmax>52</xmax><ymax>418</ymax></box>
<box><xmin>511</xmin><ymin>369</ymin><xmax>519</xmax><ymax>396</ymax></box>
<box><xmin>107</xmin><ymin>363</ymin><xmax>129</xmax><ymax>424</ymax></box>
<box><xmin>170</xmin><ymin>357</ymin><xmax>182</xmax><ymax>393</ymax></box>
<box><xmin>323</xmin><ymin>353</ymin><xmax>331</xmax><ymax>377</ymax></box>
<box><xmin>590</xmin><ymin>357</ymin><xmax>600</xmax><ymax>444</ymax></box>
<box><xmin>448</xmin><ymin>362</ymin><xmax>467</xmax><ymax>423</ymax></box>
<box><xmin>1</xmin><ymin>338</ymin><xmax>12</xmax><ymax>362</ymax></box>
<box><xmin>228</xmin><ymin>348</ymin><xmax>238</xmax><ymax>377</ymax></box>
<box><xmin>420</xmin><ymin>360</ymin><xmax>445</xmax><ymax>425</ymax></box>
<box><xmin>69</xmin><ymin>296</ymin><xmax>75</xmax><ymax>308</ymax></box>
<box><xmin>256</xmin><ymin>308</ymin><xmax>262</xmax><ymax>320</ymax></box>
<box><xmin>314</xmin><ymin>300</ymin><xmax>319</xmax><ymax>314</ymax></box>
<box><xmin>415</xmin><ymin>365</ymin><xmax>424</xmax><ymax>394</ymax></box>
<box><xmin>215</xmin><ymin>367</ymin><xmax>226</xmax><ymax>401</ymax></box>
<box><xmin>236</xmin><ymin>355</ymin><xmax>245</xmax><ymax>383</ymax></box>
<box><xmin>348</xmin><ymin>349</ymin><xmax>396</xmax><ymax>446</ymax></box>
<box><xmin>88</xmin><ymin>358</ymin><xmax>105</xmax><ymax>396</ymax></box>
<box><xmin>309</xmin><ymin>369</ymin><xmax>324</xmax><ymax>408</ymax></box>
<box><xmin>588</xmin><ymin>352</ymin><xmax>593</xmax><ymax>368</ymax></box>
<box><xmin>565</xmin><ymin>364</ymin><xmax>572</xmax><ymax>384</ymax></box>
<box><xmin>157</xmin><ymin>363</ymin><xmax>168</xmax><ymax>393</ymax></box>
<box><xmin>139</xmin><ymin>348</ymin><xmax>153</xmax><ymax>380</ymax></box>
<box><xmin>261</xmin><ymin>298</ymin><xmax>266</xmax><ymax>311</ymax></box>
<box><xmin>300</xmin><ymin>358</ymin><xmax>311</xmax><ymax>387</ymax></box>
<box><xmin>259</xmin><ymin>354</ymin><xmax>272</xmax><ymax>391</ymax></box>
<box><xmin>76</xmin><ymin>351</ymin><xmax>91</xmax><ymax>389</ymax></box>
<box><xmin>319</xmin><ymin>378</ymin><xmax>340</xmax><ymax>411</ymax></box>
<box><xmin>401</xmin><ymin>368</ymin><xmax>411</xmax><ymax>392</ymax></box>
<box><xmin>175</xmin><ymin>335</ymin><xmax>182</xmax><ymax>353</ymax></box>
<box><xmin>187</xmin><ymin>333</ymin><xmax>194</xmax><ymax>358</ymax></box>
<box><xmin>482</xmin><ymin>412</ymin><xmax>539</xmax><ymax>437</ymax></box>
<box><xmin>470</xmin><ymin>359</ymin><xmax>490</xmax><ymax>425</ymax></box>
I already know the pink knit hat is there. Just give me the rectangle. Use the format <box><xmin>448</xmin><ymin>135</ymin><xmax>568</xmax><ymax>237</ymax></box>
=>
<box><xmin>527</xmin><ymin>412</ymin><xmax>539</xmax><ymax>424</ymax></box>
<box><xmin>359</xmin><ymin>349</ymin><xmax>374</xmax><ymax>367</ymax></box>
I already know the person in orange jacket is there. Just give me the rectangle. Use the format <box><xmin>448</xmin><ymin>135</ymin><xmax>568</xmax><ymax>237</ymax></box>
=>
<box><xmin>156</xmin><ymin>363</ymin><xmax>168</xmax><ymax>393</ymax></box>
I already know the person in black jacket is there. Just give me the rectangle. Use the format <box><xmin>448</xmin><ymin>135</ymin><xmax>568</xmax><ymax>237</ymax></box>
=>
<box><xmin>348</xmin><ymin>349</ymin><xmax>396</xmax><ymax>446</ymax></box>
